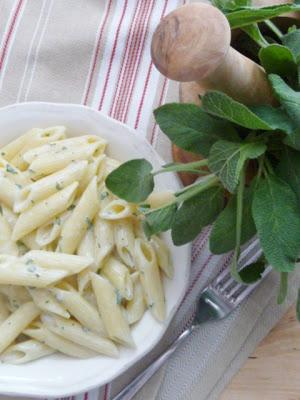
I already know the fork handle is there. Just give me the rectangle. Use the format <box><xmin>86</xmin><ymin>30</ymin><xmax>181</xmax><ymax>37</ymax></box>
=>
<box><xmin>112</xmin><ymin>326</ymin><xmax>195</xmax><ymax>400</ymax></box>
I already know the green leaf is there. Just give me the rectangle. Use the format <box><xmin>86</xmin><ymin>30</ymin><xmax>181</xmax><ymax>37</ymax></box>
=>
<box><xmin>238</xmin><ymin>260</ymin><xmax>266</xmax><ymax>284</ymax></box>
<box><xmin>277</xmin><ymin>146</ymin><xmax>300</xmax><ymax>202</ymax></box>
<box><xmin>202</xmin><ymin>91</ymin><xmax>293</xmax><ymax>133</ymax></box>
<box><xmin>106</xmin><ymin>159</ymin><xmax>154</xmax><ymax>203</ymax></box>
<box><xmin>249</xmin><ymin>105</ymin><xmax>294</xmax><ymax>135</ymax></box>
<box><xmin>282</xmin><ymin>29</ymin><xmax>300</xmax><ymax>62</ymax></box>
<box><xmin>144</xmin><ymin>203</ymin><xmax>177</xmax><ymax>236</ymax></box>
<box><xmin>269</xmin><ymin>74</ymin><xmax>300</xmax><ymax>125</ymax></box>
<box><xmin>212</xmin><ymin>0</ymin><xmax>250</xmax><ymax>11</ymax></box>
<box><xmin>277</xmin><ymin>272</ymin><xmax>288</xmax><ymax>304</ymax></box>
<box><xmin>227</xmin><ymin>4</ymin><xmax>300</xmax><ymax>29</ymax></box>
<box><xmin>171</xmin><ymin>187</ymin><xmax>224</xmax><ymax>245</ymax></box>
<box><xmin>259</xmin><ymin>44</ymin><xmax>297</xmax><ymax>78</ymax></box>
<box><xmin>242</xmin><ymin>24</ymin><xmax>269</xmax><ymax>48</ymax></box>
<box><xmin>252</xmin><ymin>175</ymin><xmax>300</xmax><ymax>272</ymax></box>
<box><xmin>209</xmin><ymin>187</ymin><xmax>256</xmax><ymax>254</ymax></box>
<box><xmin>154</xmin><ymin>103</ymin><xmax>237</xmax><ymax>157</ymax></box>
<box><xmin>297</xmin><ymin>289</ymin><xmax>300</xmax><ymax>322</ymax></box>
<box><xmin>208</xmin><ymin>140</ymin><xmax>266</xmax><ymax>193</ymax></box>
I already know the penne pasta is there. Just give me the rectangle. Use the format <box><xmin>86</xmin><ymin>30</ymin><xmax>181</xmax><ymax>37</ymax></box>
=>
<box><xmin>0</xmin><ymin>302</ymin><xmax>40</xmax><ymax>353</ymax></box>
<box><xmin>146</xmin><ymin>191</ymin><xmax>176</xmax><ymax>209</ymax></box>
<box><xmin>36</xmin><ymin>210</ymin><xmax>71</xmax><ymax>247</ymax></box>
<box><xmin>21</xmin><ymin>231</ymin><xmax>41</xmax><ymax>251</ymax></box>
<box><xmin>91</xmin><ymin>273</ymin><xmax>133</xmax><ymax>347</ymax></box>
<box><xmin>50</xmin><ymin>288</ymin><xmax>105</xmax><ymax>335</ymax></box>
<box><xmin>134</xmin><ymin>239</ymin><xmax>165</xmax><ymax>321</ymax></box>
<box><xmin>125</xmin><ymin>272</ymin><xmax>146</xmax><ymax>325</ymax></box>
<box><xmin>0</xmin><ymin>294</ymin><xmax>10</xmax><ymax>324</ymax></box>
<box><xmin>1</xmin><ymin>204</ymin><xmax>18</xmax><ymax>228</ymax></box>
<box><xmin>14</xmin><ymin>160</ymin><xmax>87</xmax><ymax>213</ymax></box>
<box><xmin>24</xmin><ymin>324</ymin><xmax>96</xmax><ymax>358</ymax></box>
<box><xmin>151</xmin><ymin>236</ymin><xmax>173</xmax><ymax>278</ymax></box>
<box><xmin>114</xmin><ymin>219</ymin><xmax>135</xmax><ymax>268</ymax></box>
<box><xmin>10</xmin><ymin>126</ymin><xmax>66</xmax><ymax>170</ymax></box>
<box><xmin>59</xmin><ymin>177</ymin><xmax>99</xmax><ymax>254</ymax></box>
<box><xmin>28</xmin><ymin>142</ymin><xmax>103</xmax><ymax>179</ymax></box>
<box><xmin>42</xmin><ymin>314</ymin><xmax>118</xmax><ymax>357</ymax></box>
<box><xmin>28</xmin><ymin>288</ymin><xmax>70</xmax><ymax>318</ymax></box>
<box><xmin>0</xmin><ymin>173</ymin><xmax>18</xmax><ymax>209</ymax></box>
<box><xmin>0</xmin><ymin>157</ymin><xmax>31</xmax><ymax>187</ymax></box>
<box><xmin>78</xmin><ymin>154</ymin><xmax>106</xmax><ymax>194</ymax></box>
<box><xmin>98</xmin><ymin>157</ymin><xmax>121</xmax><ymax>181</ymax></box>
<box><xmin>102</xmin><ymin>256</ymin><xmax>133</xmax><ymax>301</ymax></box>
<box><xmin>99</xmin><ymin>199</ymin><xmax>135</xmax><ymax>220</ymax></box>
<box><xmin>0</xmin><ymin>339</ymin><xmax>55</xmax><ymax>364</ymax></box>
<box><xmin>0</xmin><ymin>214</ymin><xmax>18</xmax><ymax>256</ymax></box>
<box><xmin>94</xmin><ymin>216</ymin><xmax>114</xmax><ymax>268</ymax></box>
<box><xmin>0</xmin><ymin>255</ymin><xmax>69</xmax><ymax>288</ymax></box>
<box><xmin>12</xmin><ymin>182</ymin><xmax>78</xmax><ymax>241</ymax></box>
<box><xmin>22</xmin><ymin>250</ymin><xmax>92</xmax><ymax>273</ymax></box>
<box><xmin>0</xmin><ymin>285</ymin><xmax>31</xmax><ymax>312</ymax></box>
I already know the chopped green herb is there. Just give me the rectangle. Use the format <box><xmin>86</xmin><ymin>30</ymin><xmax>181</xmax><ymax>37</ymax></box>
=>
<box><xmin>115</xmin><ymin>288</ymin><xmax>122</xmax><ymax>305</ymax></box>
<box><xmin>148</xmin><ymin>302</ymin><xmax>155</xmax><ymax>309</ymax></box>
<box><xmin>85</xmin><ymin>217</ymin><xmax>93</xmax><ymax>230</ymax></box>
<box><xmin>62</xmin><ymin>146</ymin><xmax>67</xmax><ymax>150</ymax></box>
<box><xmin>15</xmin><ymin>183</ymin><xmax>22</xmax><ymax>189</ymax></box>
<box><xmin>68</xmin><ymin>204</ymin><xmax>76</xmax><ymax>211</ymax></box>
<box><xmin>0</xmin><ymin>205</ymin><xmax>2</xmax><ymax>215</ymax></box>
<box><xmin>54</xmin><ymin>217</ymin><xmax>61</xmax><ymax>226</ymax></box>
<box><xmin>27</xmin><ymin>265</ymin><xmax>37</xmax><ymax>273</ymax></box>
<box><xmin>1</xmin><ymin>152</ymin><xmax>6</xmax><ymax>156</ymax></box>
<box><xmin>100</xmin><ymin>191</ymin><xmax>109</xmax><ymax>200</ymax></box>
<box><xmin>25</xmin><ymin>259</ymin><xmax>34</xmax><ymax>265</ymax></box>
<box><xmin>6</xmin><ymin>164</ymin><xmax>17</xmax><ymax>174</ymax></box>
<box><xmin>56</xmin><ymin>182</ymin><xmax>63</xmax><ymax>190</ymax></box>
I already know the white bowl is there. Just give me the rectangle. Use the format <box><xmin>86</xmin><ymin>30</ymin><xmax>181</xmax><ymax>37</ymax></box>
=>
<box><xmin>0</xmin><ymin>102</ymin><xmax>191</xmax><ymax>398</ymax></box>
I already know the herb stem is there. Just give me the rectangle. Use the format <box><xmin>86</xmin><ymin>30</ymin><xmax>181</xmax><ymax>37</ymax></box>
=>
<box><xmin>277</xmin><ymin>272</ymin><xmax>288</xmax><ymax>304</ymax></box>
<box><xmin>264</xmin><ymin>157</ymin><xmax>274</xmax><ymax>175</ymax></box>
<box><xmin>175</xmin><ymin>175</ymin><xmax>219</xmax><ymax>203</ymax></box>
<box><xmin>153</xmin><ymin>159</ymin><xmax>208</xmax><ymax>176</ymax></box>
<box><xmin>264</xmin><ymin>20</ymin><xmax>283</xmax><ymax>40</ymax></box>
<box><xmin>231</xmin><ymin>166</ymin><xmax>246</xmax><ymax>282</ymax></box>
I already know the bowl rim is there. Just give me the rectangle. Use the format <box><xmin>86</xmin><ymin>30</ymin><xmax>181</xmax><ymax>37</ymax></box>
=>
<box><xmin>0</xmin><ymin>101</ymin><xmax>191</xmax><ymax>398</ymax></box>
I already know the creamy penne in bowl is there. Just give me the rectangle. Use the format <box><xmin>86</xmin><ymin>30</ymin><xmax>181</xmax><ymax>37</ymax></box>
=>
<box><xmin>0</xmin><ymin>102</ymin><xmax>190</xmax><ymax>398</ymax></box>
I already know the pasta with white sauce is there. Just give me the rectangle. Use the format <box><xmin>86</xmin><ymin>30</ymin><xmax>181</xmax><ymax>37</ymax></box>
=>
<box><xmin>0</xmin><ymin>127</ymin><xmax>173</xmax><ymax>363</ymax></box>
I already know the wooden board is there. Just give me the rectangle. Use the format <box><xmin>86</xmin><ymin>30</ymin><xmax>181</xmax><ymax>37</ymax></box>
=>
<box><xmin>221</xmin><ymin>306</ymin><xmax>300</xmax><ymax>400</ymax></box>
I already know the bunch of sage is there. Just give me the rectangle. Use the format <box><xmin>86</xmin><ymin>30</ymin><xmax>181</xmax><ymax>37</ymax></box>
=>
<box><xmin>106</xmin><ymin>1</ymin><xmax>300</xmax><ymax>319</ymax></box>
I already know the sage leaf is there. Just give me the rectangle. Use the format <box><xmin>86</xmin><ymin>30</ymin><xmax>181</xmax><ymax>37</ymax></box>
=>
<box><xmin>171</xmin><ymin>187</ymin><xmax>224</xmax><ymax>246</ymax></box>
<box><xmin>209</xmin><ymin>187</ymin><xmax>256</xmax><ymax>254</ymax></box>
<box><xmin>213</xmin><ymin>0</ymin><xmax>250</xmax><ymax>12</ymax></box>
<box><xmin>249</xmin><ymin>105</ymin><xmax>294</xmax><ymax>135</ymax></box>
<box><xmin>282</xmin><ymin>29</ymin><xmax>300</xmax><ymax>62</ymax></box>
<box><xmin>259</xmin><ymin>44</ymin><xmax>297</xmax><ymax>78</ymax></box>
<box><xmin>252</xmin><ymin>176</ymin><xmax>300</xmax><ymax>272</ymax></box>
<box><xmin>105</xmin><ymin>159</ymin><xmax>154</xmax><ymax>203</ymax></box>
<box><xmin>208</xmin><ymin>140</ymin><xmax>266</xmax><ymax>193</ymax></box>
<box><xmin>238</xmin><ymin>260</ymin><xmax>266</xmax><ymax>284</ymax></box>
<box><xmin>202</xmin><ymin>91</ymin><xmax>292</xmax><ymax>132</ymax></box>
<box><xmin>242</xmin><ymin>24</ymin><xmax>269</xmax><ymax>48</ymax></box>
<box><xmin>277</xmin><ymin>272</ymin><xmax>288</xmax><ymax>304</ymax></box>
<box><xmin>277</xmin><ymin>146</ymin><xmax>300</xmax><ymax>202</ymax></box>
<box><xmin>297</xmin><ymin>289</ymin><xmax>300</xmax><ymax>322</ymax></box>
<box><xmin>144</xmin><ymin>203</ymin><xmax>177</xmax><ymax>236</ymax></box>
<box><xmin>154</xmin><ymin>103</ymin><xmax>237</xmax><ymax>157</ymax></box>
<box><xmin>227</xmin><ymin>4</ymin><xmax>300</xmax><ymax>29</ymax></box>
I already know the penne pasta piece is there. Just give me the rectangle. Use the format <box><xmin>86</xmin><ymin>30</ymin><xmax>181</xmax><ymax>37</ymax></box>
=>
<box><xmin>0</xmin><ymin>339</ymin><xmax>55</xmax><ymax>364</ymax></box>
<box><xmin>0</xmin><ymin>129</ymin><xmax>37</xmax><ymax>161</ymax></box>
<box><xmin>23</xmin><ymin>135</ymin><xmax>106</xmax><ymax>164</ymax></box>
<box><xmin>0</xmin><ymin>285</ymin><xmax>31</xmax><ymax>312</ymax></box>
<box><xmin>91</xmin><ymin>273</ymin><xmax>134</xmax><ymax>347</ymax></box>
<box><xmin>98</xmin><ymin>183</ymin><xmax>114</xmax><ymax>210</ymax></box>
<box><xmin>14</xmin><ymin>161</ymin><xmax>87</xmax><ymax>213</ymax></box>
<box><xmin>125</xmin><ymin>272</ymin><xmax>146</xmax><ymax>325</ymax></box>
<box><xmin>0</xmin><ymin>294</ymin><xmax>10</xmax><ymax>324</ymax></box>
<box><xmin>0</xmin><ymin>158</ymin><xmax>31</xmax><ymax>187</ymax></box>
<box><xmin>146</xmin><ymin>191</ymin><xmax>176</xmax><ymax>209</ymax></box>
<box><xmin>151</xmin><ymin>236</ymin><xmax>173</xmax><ymax>279</ymax></box>
<box><xmin>22</xmin><ymin>250</ymin><xmax>92</xmax><ymax>273</ymax></box>
<box><xmin>0</xmin><ymin>214</ymin><xmax>18</xmax><ymax>256</ymax></box>
<box><xmin>0</xmin><ymin>173</ymin><xmax>18</xmax><ymax>209</ymax></box>
<box><xmin>28</xmin><ymin>142</ymin><xmax>103</xmax><ymax>179</ymax></box>
<box><xmin>99</xmin><ymin>199</ymin><xmax>135</xmax><ymax>220</ymax></box>
<box><xmin>1</xmin><ymin>204</ymin><xmax>18</xmax><ymax>228</ymax></box>
<box><xmin>134</xmin><ymin>239</ymin><xmax>165</xmax><ymax>322</ymax></box>
<box><xmin>114</xmin><ymin>219</ymin><xmax>135</xmax><ymax>268</ymax></box>
<box><xmin>0</xmin><ymin>255</ymin><xmax>68</xmax><ymax>288</ymax></box>
<box><xmin>50</xmin><ymin>287</ymin><xmax>105</xmax><ymax>335</ymax></box>
<box><xmin>24</xmin><ymin>324</ymin><xmax>96</xmax><ymax>358</ymax></box>
<box><xmin>133</xmin><ymin>218</ymin><xmax>147</xmax><ymax>240</ymax></box>
<box><xmin>21</xmin><ymin>231</ymin><xmax>41</xmax><ymax>251</ymax></box>
<box><xmin>42</xmin><ymin>314</ymin><xmax>118</xmax><ymax>357</ymax></box>
<box><xmin>102</xmin><ymin>256</ymin><xmax>133</xmax><ymax>301</ymax></box>
<box><xmin>77</xmin><ymin>228</ymin><xmax>96</xmax><ymax>264</ymax></box>
<box><xmin>78</xmin><ymin>154</ymin><xmax>106</xmax><ymax>194</ymax></box>
<box><xmin>98</xmin><ymin>157</ymin><xmax>121</xmax><ymax>181</ymax></box>
<box><xmin>36</xmin><ymin>210</ymin><xmax>71</xmax><ymax>247</ymax></box>
<box><xmin>59</xmin><ymin>177</ymin><xmax>99</xmax><ymax>254</ymax></box>
<box><xmin>10</xmin><ymin>126</ymin><xmax>66</xmax><ymax>170</ymax></box>
<box><xmin>0</xmin><ymin>302</ymin><xmax>40</xmax><ymax>353</ymax></box>
<box><xmin>28</xmin><ymin>288</ymin><xmax>70</xmax><ymax>318</ymax></box>
<box><xmin>12</xmin><ymin>182</ymin><xmax>78</xmax><ymax>241</ymax></box>
<box><xmin>94</xmin><ymin>216</ymin><xmax>114</xmax><ymax>268</ymax></box>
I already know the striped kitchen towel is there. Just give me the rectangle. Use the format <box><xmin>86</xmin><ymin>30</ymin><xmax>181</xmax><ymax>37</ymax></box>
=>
<box><xmin>0</xmin><ymin>1</ymin><xmax>299</xmax><ymax>400</ymax></box>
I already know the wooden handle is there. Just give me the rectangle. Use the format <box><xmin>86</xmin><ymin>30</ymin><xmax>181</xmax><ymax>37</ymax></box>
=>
<box><xmin>151</xmin><ymin>3</ymin><xmax>275</xmax><ymax>105</ymax></box>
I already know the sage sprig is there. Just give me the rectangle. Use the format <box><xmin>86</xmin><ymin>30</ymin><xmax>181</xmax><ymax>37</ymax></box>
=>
<box><xmin>106</xmin><ymin>1</ymin><xmax>300</xmax><ymax>310</ymax></box>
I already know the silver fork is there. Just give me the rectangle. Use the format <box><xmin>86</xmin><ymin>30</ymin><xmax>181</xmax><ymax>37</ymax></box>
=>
<box><xmin>113</xmin><ymin>240</ymin><xmax>270</xmax><ymax>400</ymax></box>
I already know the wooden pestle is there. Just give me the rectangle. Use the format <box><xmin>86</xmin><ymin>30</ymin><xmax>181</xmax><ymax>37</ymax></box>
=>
<box><xmin>151</xmin><ymin>3</ymin><xmax>275</xmax><ymax>106</ymax></box>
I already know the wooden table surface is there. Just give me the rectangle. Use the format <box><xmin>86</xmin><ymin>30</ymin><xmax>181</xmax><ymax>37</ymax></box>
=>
<box><xmin>220</xmin><ymin>306</ymin><xmax>300</xmax><ymax>400</ymax></box>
